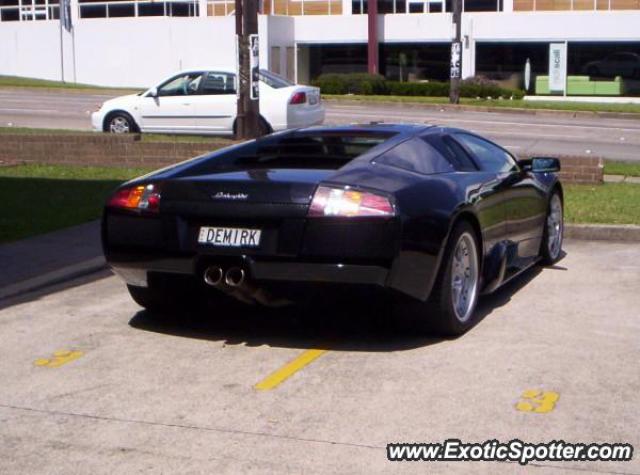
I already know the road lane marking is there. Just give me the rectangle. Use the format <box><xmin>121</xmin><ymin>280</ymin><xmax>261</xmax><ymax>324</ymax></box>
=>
<box><xmin>34</xmin><ymin>349</ymin><xmax>84</xmax><ymax>368</ymax></box>
<box><xmin>515</xmin><ymin>389</ymin><xmax>559</xmax><ymax>414</ymax></box>
<box><xmin>254</xmin><ymin>349</ymin><xmax>327</xmax><ymax>391</ymax></box>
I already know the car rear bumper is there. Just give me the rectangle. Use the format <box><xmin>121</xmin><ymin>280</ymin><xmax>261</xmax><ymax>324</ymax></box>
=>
<box><xmin>107</xmin><ymin>252</ymin><xmax>389</xmax><ymax>289</ymax></box>
<box><xmin>284</xmin><ymin>105</ymin><xmax>325</xmax><ymax>130</ymax></box>
<box><xmin>102</xmin><ymin>207</ymin><xmax>438</xmax><ymax>301</ymax></box>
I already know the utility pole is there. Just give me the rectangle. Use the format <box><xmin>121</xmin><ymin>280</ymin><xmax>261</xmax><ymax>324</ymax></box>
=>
<box><xmin>235</xmin><ymin>0</ymin><xmax>262</xmax><ymax>139</ymax></box>
<box><xmin>367</xmin><ymin>0</ymin><xmax>378</xmax><ymax>75</ymax></box>
<box><xmin>449</xmin><ymin>0</ymin><xmax>462</xmax><ymax>104</ymax></box>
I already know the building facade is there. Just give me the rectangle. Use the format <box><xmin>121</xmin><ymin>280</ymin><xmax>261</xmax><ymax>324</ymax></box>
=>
<box><xmin>1</xmin><ymin>0</ymin><xmax>639</xmax><ymax>93</ymax></box>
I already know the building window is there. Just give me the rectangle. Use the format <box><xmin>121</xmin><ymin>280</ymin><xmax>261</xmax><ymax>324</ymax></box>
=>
<box><xmin>463</xmin><ymin>0</ymin><xmax>500</xmax><ymax>11</ymax></box>
<box><xmin>349</xmin><ymin>0</ymin><xmax>499</xmax><ymax>13</ymax></box>
<box><xmin>78</xmin><ymin>0</ymin><xmax>199</xmax><ymax>19</ymax></box>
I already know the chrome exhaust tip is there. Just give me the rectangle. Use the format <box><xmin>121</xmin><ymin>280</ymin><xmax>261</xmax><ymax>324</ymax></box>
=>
<box><xmin>225</xmin><ymin>267</ymin><xmax>245</xmax><ymax>288</ymax></box>
<box><xmin>203</xmin><ymin>266</ymin><xmax>224</xmax><ymax>287</ymax></box>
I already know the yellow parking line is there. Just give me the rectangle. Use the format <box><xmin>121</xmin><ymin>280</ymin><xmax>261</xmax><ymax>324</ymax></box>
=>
<box><xmin>255</xmin><ymin>349</ymin><xmax>327</xmax><ymax>391</ymax></box>
<box><xmin>34</xmin><ymin>349</ymin><xmax>84</xmax><ymax>368</ymax></box>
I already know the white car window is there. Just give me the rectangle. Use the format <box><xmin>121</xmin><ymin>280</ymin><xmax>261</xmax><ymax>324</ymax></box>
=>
<box><xmin>202</xmin><ymin>72</ymin><xmax>236</xmax><ymax>95</ymax></box>
<box><xmin>158</xmin><ymin>73</ymin><xmax>203</xmax><ymax>97</ymax></box>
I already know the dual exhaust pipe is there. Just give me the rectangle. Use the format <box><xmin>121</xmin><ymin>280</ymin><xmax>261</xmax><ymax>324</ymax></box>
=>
<box><xmin>203</xmin><ymin>265</ymin><xmax>289</xmax><ymax>307</ymax></box>
<box><xmin>203</xmin><ymin>266</ymin><xmax>246</xmax><ymax>289</ymax></box>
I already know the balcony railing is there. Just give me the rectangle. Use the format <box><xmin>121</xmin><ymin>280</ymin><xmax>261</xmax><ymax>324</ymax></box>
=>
<box><xmin>0</xmin><ymin>0</ymin><xmax>60</xmax><ymax>22</ymax></box>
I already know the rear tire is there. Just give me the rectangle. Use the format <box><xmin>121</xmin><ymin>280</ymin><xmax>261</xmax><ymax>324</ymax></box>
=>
<box><xmin>540</xmin><ymin>192</ymin><xmax>564</xmax><ymax>265</ymax></box>
<box><xmin>232</xmin><ymin>116</ymin><xmax>272</xmax><ymax>138</ymax></box>
<box><xmin>398</xmin><ymin>221</ymin><xmax>481</xmax><ymax>337</ymax></box>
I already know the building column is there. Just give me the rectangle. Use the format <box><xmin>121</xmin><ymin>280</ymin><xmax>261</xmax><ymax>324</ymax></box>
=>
<box><xmin>367</xmin><ymin>0</ymin><xmax>378</xmax><ymax>74</ymax></box>
<box><xmin>198</xmin><ymin>0</ymin><xmax>208</xmax><ymax>17</ymax></box>
<box><xmin>69</xmin><ymin>0</ymin><xmax>79</xmax><ymax>23</ymax></box>
<box><xmin>342</xmin><ymin>0</ymin><xmax>352</xmax><ymax>14</ymax></box>
<box><xmin>461</xmin><ymin>17</ymin><xmax>475</xmax><ymax>78</ymax></box>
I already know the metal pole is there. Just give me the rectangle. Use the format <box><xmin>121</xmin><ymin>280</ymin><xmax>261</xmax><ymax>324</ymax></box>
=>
<box><xmin>71</xmin><ymin>25</ymin><xmax>77</xmax><ymax>83</ymax></box>
<box><xmin>59</xmin><ymin>10</ymin><xmax>65</xmax><ymax>82</ymax></box>
<box><xmin>235</xmin><ymin>0</ymin><xmax>262</xmax><ymax>139</ymax></box>
<box><xmin>449</xmin><ymin>0</ymin><xmax>462</xmax><ymax>104</ymax></box>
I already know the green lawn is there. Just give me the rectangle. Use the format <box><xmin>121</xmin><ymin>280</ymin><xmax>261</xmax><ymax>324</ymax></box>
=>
<box><xmin>0</xmin><ymin>164</ymin><xmax>638</xmax><ymax>244</ymax></box>
<box><xmin>564</xmin><ymin>183</ymin><xmax>640</xmax><ymax>225</ymax></box>
<box><xmin>0</xmin><ymin>164</ymin><xmax>153</xmax><ymax>243</ymax></box>
<box><xmin>324</xmin><ymin>94</ymin><xmax>640</xmax><ymax>115</ymax></box>
<box><xmin>0</xmin><ymin>75</ymin><xmax>140</xmax><ymax>94</ymax></box>
<box><xmin>603</xmin><ymin>161</ymin><xmax>640</xmax><ymax>177</ymax></box>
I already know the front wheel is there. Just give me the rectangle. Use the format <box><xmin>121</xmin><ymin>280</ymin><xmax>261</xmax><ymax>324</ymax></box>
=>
<box><xmin>105</xmin><ymin>112</ymin><xmax>136</xmax><ymax>134</ymax></box>
<box><xmin>540</xmin><ymin>192</ymin><xmax>564</xmax><ymax>265</ymax></box>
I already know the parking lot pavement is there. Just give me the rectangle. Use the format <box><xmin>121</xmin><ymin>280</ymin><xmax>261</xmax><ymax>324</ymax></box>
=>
<box><xmin>0</xmin><ymin>240</ymin><xmax>638</xmax><ymax>474</ymax></box>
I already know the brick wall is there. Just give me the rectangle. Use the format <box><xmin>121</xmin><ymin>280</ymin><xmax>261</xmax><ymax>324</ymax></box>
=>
<box><xmin>0</xmin><ymin>133</ymin><xmax>604</xmax><ymax>184</ymax></box>
<box><xmin>0</xmin><ymin>133</ymin><xmax>233</xmax><ymax>169</ymax></box>
<box><xmin>552</xmin><ymin>156</ymin><xmax>604</xmax><ymax>184</ymax></box>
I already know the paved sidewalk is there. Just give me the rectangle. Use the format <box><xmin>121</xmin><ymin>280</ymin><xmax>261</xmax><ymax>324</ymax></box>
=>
<box><xmin>0</xmin><ymin>220</ymin><xmax>105</xmax><ymax>300</ymax></box>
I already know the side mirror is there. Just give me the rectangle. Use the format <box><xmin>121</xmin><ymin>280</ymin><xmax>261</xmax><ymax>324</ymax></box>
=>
<box><xmin>147</xmin><ymin>87</ymin><xmax>158</xmax><ymax>97</ymax></box>
<box><xmin>520</xmin><ymin>157</ymin><xmax>561</xmax><ymax>173</ymax></box>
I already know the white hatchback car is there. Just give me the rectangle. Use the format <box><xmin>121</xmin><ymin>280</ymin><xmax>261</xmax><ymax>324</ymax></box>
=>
<box><xmin>91</xmin><ymin>69</ymin><xmax>325</xmax><ymax>135</ymax></box>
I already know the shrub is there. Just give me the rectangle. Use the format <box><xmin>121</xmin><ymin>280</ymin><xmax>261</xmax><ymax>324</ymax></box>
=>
<box><xmin>460</xmin><ymin>76</ymin><xmax>524</xmax><ymax>99</ymax></box>
<box><xmin>312</xmin><ymin>73</ymin><xmax>387</xmax><ymax>95</ymax></box>
<box><xmin>312</xmin><ymin>73</ymin><xmax>524</xmax><ymax>99</ymax></box>
<box><xmin>386</xmin><ymin>81</ymin><xmax>449</xmax><ymax>97</ymax></box>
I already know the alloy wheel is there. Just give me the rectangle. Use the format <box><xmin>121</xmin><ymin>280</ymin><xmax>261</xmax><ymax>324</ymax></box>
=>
<box><xmin>109</xmin><ymin>116</ymin><xmax>131</xmax><ymax>134</ymax></box>
<box><xmin>450</xmin><ymin>232</ymin><xmax>479</xmax><ymax>323</ymax></box>
<box><xmin>547</xmin><ymin>194</ymin><xmax>563</xmax><ymax>260</ymax></box>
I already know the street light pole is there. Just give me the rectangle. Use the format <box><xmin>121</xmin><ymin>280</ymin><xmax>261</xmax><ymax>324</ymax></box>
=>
<box><xmin>235</xmin><ymin>0</ymin><xmax>262</xmax><ymax>139</ymax></box>
<box><xmin>449</xmin><ymin>0</ymin><xmax>462</xmax><ymax>104</ymax></box>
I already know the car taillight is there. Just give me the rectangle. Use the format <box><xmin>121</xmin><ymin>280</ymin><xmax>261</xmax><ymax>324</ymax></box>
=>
<box><xmin>107</xmin><ymin>183</ymin><xmax>161</xmax><ymax>213</ymax></box>
<box><xmin>289</xmin><ymin>91</ymin><xmax>307</xmax><ymax>105</ymax></box>
<box><xmin>308</xmin><ymin>186</ymin><xmax>395</xmax><ymax>218</ymax></box>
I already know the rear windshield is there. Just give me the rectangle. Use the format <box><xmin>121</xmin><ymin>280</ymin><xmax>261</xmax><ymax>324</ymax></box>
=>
<box><xmin>259</xmin><ymin>69</ymin><xmax>295</xmax><ymax>89</ymax></box>
<box><xmin>186</xmin><ymin>131</ymin><xmax>396</xmax><ymax>173</ymax></box>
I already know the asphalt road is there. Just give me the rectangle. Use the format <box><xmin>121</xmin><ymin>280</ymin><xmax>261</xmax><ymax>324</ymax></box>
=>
<box><xmin>1</xmin><ymin>88</ymin><xmax>640</xmax><ymax>161</ymax></box>
<box><xmin>0</xmin><ymin>240</ymin><xmax>639</xmax><ymax>474</ymax></box>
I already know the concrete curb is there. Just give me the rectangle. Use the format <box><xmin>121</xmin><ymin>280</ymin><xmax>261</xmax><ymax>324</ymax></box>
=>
<box><xmin>0</xmin><ymin>257</ymin><xmax>107</xmax><ymax>301</ymax></box>
<box><xmin>565</xmin><ymin>224</ymin><xmax>640</xmax><ymax>242</ymax></box>
<box><xmin>324</xmin><ymin>97</ymin><xmax>640</xmax><ymax>121</ymax></box>
<box><xmin>604</xmin><ymin>174</ymin><xmax>640</xmax><ymax>184</ymax></box>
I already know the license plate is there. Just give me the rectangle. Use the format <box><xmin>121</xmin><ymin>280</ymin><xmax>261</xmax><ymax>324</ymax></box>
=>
<box><xmin>198</xmin><ymin>226</ymin><xmax>262</xmax><ymax>247</ymax></box>
<box><xmin>309</xmin><ymin>93</ymin><xmax>319</xmax><ymax>105</ymax></box>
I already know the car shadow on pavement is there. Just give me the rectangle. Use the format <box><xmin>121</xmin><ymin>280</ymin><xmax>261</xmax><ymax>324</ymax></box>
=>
<box><xmin>129</xmin><ymin>259</ymin><xmax>558</xmax><ymax>352</ymax></box>
<box><xmin>129</xmin><ymin>295</ymin><xmax>443</xmax><ymax>353</ymax></box>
